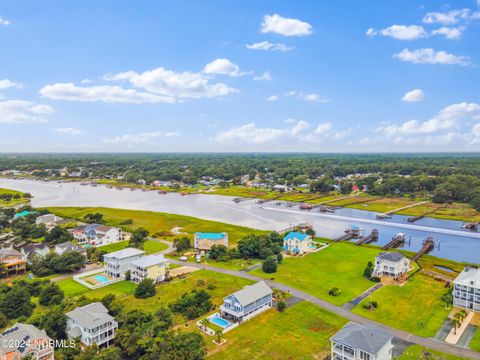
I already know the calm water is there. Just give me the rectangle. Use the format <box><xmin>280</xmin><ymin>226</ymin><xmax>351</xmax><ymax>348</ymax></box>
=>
<box><xmin>1</xmin><ymin>178</ymin><xmax>479</xmax><ymax>264</ymax></box>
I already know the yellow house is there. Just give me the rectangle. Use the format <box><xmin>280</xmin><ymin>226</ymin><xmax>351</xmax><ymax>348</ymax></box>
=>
<box><xmin>129</xmin><ymin>255</ymin><xmax>169</xmax><ymax>284</ymax></box>
<box><xmin>194</xmin><ymin>232</ymin><xmax>229</xmax><ymax>251</ymax></box>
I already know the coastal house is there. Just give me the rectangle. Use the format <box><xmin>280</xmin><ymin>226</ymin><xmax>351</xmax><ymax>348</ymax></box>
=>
<box><xmin>69</xmin><ymin>224</ymin><xmax>123</xmax><ymax>246</ymax></box>
<box><xmin>194</xmin><ymin>232</ymin><xmax>229</xmax><ymax>251</ymax></box>
<box><xmin>129</xmin><ymin>254</ymin><xmax>169</xmax><ymax>284</ymax></box>
<box><xmin>66</xmin><ymin>302</ymin><xmax>118</xmax><ymax>347</ymax></box>
<box><xmin>331</xmin><ymin>322</ymin><xmax>393</xmax><ymax>360</ymax></box>
<box><xmin>273</xmin><ymin>184</ymin><xmax>288</xmax><ymax>192</ymax></box>
<box><xmin>282</xmin><ymin>232</ymin><xmax>313</xmax><ymax>255</ymax></box>
<box><xmin>20</xmin><ymin>243</ymin><xmax>50</xmax><ymax>264</ymax></box>
<box><xmin>0</xmin><ymin>323</ymin><xmax>54</xmax><ymax>360</ymax></box>
<box><xmin>220</xmin><ymin>281</ymin><xmax>273</xmax><ymax>324</ymax></box>
<box><xmin>103</xmin><ymin>248</ymin><xmax>145</xmax><ymax>279</ymax></box>
<box><xmin>35</xmin><ymin>214</ymin><xmax>63</xmax><ymax>229</ymax></box>
<box><xmin>372</xmin><ymin>252</ymin><xmax>410</xmax><ymax>279</ymax></box>
<box><xmin>54</xmin><ymin>241</ymin><xmax>87</xmax><ymax>257</ymax></box>
<box><xmin>0</xmin><ymin>249</ymin><xmax>27</xmax><ymax>277</ymax></box>
<box><xmin>453</xmin><ymin>267</ymin><xmax>480</xmax><ymax>312</ymax></box>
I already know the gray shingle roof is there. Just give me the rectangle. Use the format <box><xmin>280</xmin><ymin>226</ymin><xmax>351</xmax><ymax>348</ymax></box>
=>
<box><xmin>0</xmin><ymin>323</ymin><xmax>51</xmax><ymax>353</ymax></box>
<box><xmin>130</xmin><ymin>254</ymin><xmax>168</xmax><ymax>268</ymax></box>
<box><xmin>377</xmin><ymin>252</ymin><xmax>405</xmax><ymax>262</ymax></box>
<box><xmin>66</xmin><ymin>302</ymin><xmax>114</xmax><ymax>329</ymax></box>
<box><xmin>103</xmin><ymin>247</ymin><xmax>144</xmax><ymax>259</ymax></box>
<box><xmin>229</xmin><ymin>281</ymin><xmax>272</xmax><ymax>306</ymax></box>
<box><xmin>454</xmin><ymin>267</ymin><xmax>480</xmax><ymax>288</ymax></box>
<box><xmin>331</xmin><ymin>322</ymin><xmax>392</xmax><ymax>354</ymax></box>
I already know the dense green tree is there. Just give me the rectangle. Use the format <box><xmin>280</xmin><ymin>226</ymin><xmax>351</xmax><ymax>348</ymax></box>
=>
<box><xmin>0</xmin><ymin>286</ymin><xmax>34</xmax><ymax>319</ymax></box>
<box><xmin>134</xmin><ymin>279</ymin><xmax>156</xmax><ymax>299</ymax></box>
<box><xmin>173</xmin><ymin>236</ymin><xmax>191</xmax><ymax>252</ymax></box>
<box><xmin>262</xmin><ymin>256</ymin><xmax>277</xmax><ymax>273</ymax></box>
<box><xmin>39</xmin><ymin>283</ymin><xmax>64</xmax><ymax>306</ymax></box>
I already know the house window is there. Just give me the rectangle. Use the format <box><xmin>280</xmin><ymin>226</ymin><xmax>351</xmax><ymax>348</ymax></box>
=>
<box><xmin>359</xmin><ymin>350</ymin><xmax>371</xmax><ymax>360</ymax></box>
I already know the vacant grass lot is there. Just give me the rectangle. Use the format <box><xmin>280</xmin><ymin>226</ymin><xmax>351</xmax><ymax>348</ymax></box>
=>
<box><xmin>47</xmin><ymin>207</ymin><xmax>263</xmax><ymax>244</ymax></box>
<box><xmin>470</xmin><ymin>328</ymin><xmax>480</xmax><ymax>352</ymax></box>
<box><xmin>57</xmin><ymin>278</ymin><xmax>136</xmax><ymax>298</ymax></box>
<box><xmin>251</xmin><ymin>242</ymin><xmax>381</xmax><ymax>306</ymax></box>
<box><xmin>208</xmin><ymin>302</ymin><xmax>347</xmax><ymax>360</ymax></box>
<box><xmin>398</xmin><ymin>345</ymin><xmax>467</xmax><ymax>360</ymax></box>
<box><xmin>352</xmin><ymin>274</ymin><xmax>450</xmax><ymax>337</ymax></box>
<box><xmin>100</xmin><ymin>239</ymin><xmax>168</xmax><ymax>254</ymax></box>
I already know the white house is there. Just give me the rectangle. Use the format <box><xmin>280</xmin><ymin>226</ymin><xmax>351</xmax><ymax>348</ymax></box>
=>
<box><xmin>103</xmin><ymin>247</ymin><xmax>145</xmax><ymax>279</ymax></box>
<box><xmin>220</xmin><ymin>281</ymin><xmax>272</xmax><ymax>324</ymax></box>
<box><xmin>273</xmin><ymin>184</ymin><xmax>288</xmax><ymax>192</ymax></box>
<box><xmin>282</xmin><ymin>232</ymin><xmax>313</xmax><ymax>255</ymax></box>
<box><xmin>54</xmin><ymin>241</ymin><xmax>87</xmax><ymax>257</ymax></box>
<box><xmin>331</xmin><ymin>322</ymin><xmax>393</xmax><ymax>360</ymax></box>
<box><xmin>194</xmin><ymin>232</ymin><xmax>229</xmax><ymax>251</ymax></box>
<box><xmin>35</xmin><ymin>214</ymin><xmax>63</xmax><ymax>229</ymax></box>
<box><xmin>69</xmin><ymin>224</ymin><xmax>123</xmax><ymax>246</ymax></box>
<box><xmin>129</xmin><ymin>254</ymin><xmax>169</xmax><ymax>284</ymax></box>
<box><xmin>20</xmin><ymin>244</ymin><xmax>50</xmax><ymax>264</ymax></box>
<box><xmin>372</xmin><ymin>252</ymin><xmax>410</xmax><ymax>279</ymax></box>
<box><xmin>453</xmin><ymin>267</ymin><xmax>480</xmax><ymax>312</ymax></box>
<box><xmin>0</xmin><ymin>323</ymin><xmax>54</xmax><ymax>360</ymax></box>
<box><xmin>66</xmin><ymin>302</ymin><xmax>118</xmax><ymax>347</ymax></box>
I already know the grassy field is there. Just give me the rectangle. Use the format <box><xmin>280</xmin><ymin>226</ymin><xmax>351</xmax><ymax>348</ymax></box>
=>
<box><xmin>117</xmin><ymin>270</ymin><xmax>253</xmax><ymax>314</ymax></box>
<box><xmin>470</xmin><ymin>327</ymin><xmax>480</xmax><ymax>352</ymax></box>
<box><xmin>100</xmin><ymin>239</ymin><xmax>168</xmax><ymax>254</ymax></box>
<box><xmin>0</xmin><ymin>187</ymin><xmax>28</xmax><ymax>207</ymax></box>
<box><xmin>47</xmin><ymin>207</ymin><xmax>264</xmax><ymax>244</ymax></box>
<box><xmin>57</xmin><ymin>278</ymin><xmax>136</xmax><ymax>298</ymax></box>
<box><xmin>207</xmin><ymin>301</ymin><xmax>347</xmax><ymax>360</ymax></box>
<box><xmin>398</xmin><ymin>345</ymin><xmax>467</xmax><ymax>360</ymax></box>
<box><xmin>352</xmin><ymin>274</ymin><xmax>450</xmax><ymax>337</ymax></box>
<box><xmin>251</xmin><ymin>242</ymin><xmax>381</xmax><ymax>306</ymax></box>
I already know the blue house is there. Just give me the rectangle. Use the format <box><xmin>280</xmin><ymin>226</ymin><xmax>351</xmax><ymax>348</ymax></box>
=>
<box><xmin>220</xmin><ymin>281</ymin><xmax>273</xmax><ymax>323</ymax></box>
<box><xmin>283</xmin><ymin>231</ymin><xmax>313</xmax><ymax>255</ymax></box>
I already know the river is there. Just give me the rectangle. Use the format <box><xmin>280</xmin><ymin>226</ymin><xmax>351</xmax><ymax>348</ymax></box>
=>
<box><xmin>1</xmin><ymin>178</ymin><xmax>479</xmax><ymax>264</ymax></box>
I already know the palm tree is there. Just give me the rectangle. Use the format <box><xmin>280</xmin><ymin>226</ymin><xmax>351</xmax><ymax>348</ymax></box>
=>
<box><xmin>452</xmin><ymin>318</ymin><xmax>461</xmax><ymax>335</ymax></box>
<box><xmin>200</xmin><ymin>318</ymin><xmax>210</xmax><ymax>332</ymax></box>
<box><xmin>215</xmin><ymin>329</ymin><xmax>223</xmax><ymax>344</ymax></box>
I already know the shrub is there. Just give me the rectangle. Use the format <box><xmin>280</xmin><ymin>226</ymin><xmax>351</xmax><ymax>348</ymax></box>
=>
<box><xmin>276</xmin><ymin>301</ymin><xmax>286</xmax><ymax>312</ymax></box>
<box><xmin>370</xmin><ymin>276</ymin><xmax>381</xmax><ymax>283</ymax></box>
<box><xmin>134</xmin><ymin>279</ymin><xmax>156</xmax><ymax>299</ymax></box>
<box><xmin>262</xmin><ymin>256</ymin><xmax>277</xmax><ymax>273</ymax></box>
<box><xmin>328</xmin><ymin>287</ymin><xmax>341</xmax><ymax>296</ymax></box>
<box><xmin>363</xmin><ymin>301</ymin><xmax>378</xmax><ymax>310</ymax></box>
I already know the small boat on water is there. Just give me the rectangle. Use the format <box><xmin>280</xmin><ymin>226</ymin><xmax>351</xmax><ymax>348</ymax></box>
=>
<box><xmin>158</xmin><ymin>190</ymin><xmax>167</xmax><ymax>194</ymax></box>
<box><xmin>299</xmin><ymin>203</ymin><xmax>313</xmax><ymax>210</ymax></box>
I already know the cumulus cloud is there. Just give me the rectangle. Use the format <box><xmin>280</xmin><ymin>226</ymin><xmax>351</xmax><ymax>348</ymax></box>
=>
<box><xmin>0</xmin><ymin>16</ymin><xmax>10</xmax><ymax>26</ymax></box>
<box><xmin>39</xmin><ymin>83</ymin><xmax>176</xmax><ymax>104</ymax></box>
<box><xmin>261</xmin><ymin>14</ymin><xmax>313</xmax><ymax>37</ymax></box>
<box><xmin>246</xmin><ymin>41</ymin><xmax>293</xmax><ymax>52</ymax></box>
<box><xmin>203</xmin><ymin>58</ymin><xmax>246</xmax><ymax>77</ymax></box>
<box><xmin>0</xmin><ymin>79</ymin><xmax>22</xmax><ymax>90</ymax></box>
<box><xmin>53</xmin><ymin>127</ymin><xmax>82</xmax><ymax>135</ymax></box>
<box><xmin>266</xmin><ymin>95</ymin><xmax>278</xmax><ymax>102</ymax></box>
<box><xmin>431</xmin><ymin>26</ymin><xmax>463</xmax><ymax>39</ymax></box>
<box><xmin>103</xmin><ymin>131</ymin><xmax>180</xmax><ymax>145</ymax></box>
<box><xmin>376</xmin><ymin>102</ymin><xmax>480</xmax><ymax>136</ymax></box>
<box><xmin>393</xmin><ymin>48</ymin><xmax>470</xmax><ymax>66</ymax></box>
<box><xmin>105</xmin><ymin>65</ymin><xmax>237</xmax><ymax>99</ymax></box>
<box><xmin>285</xmin><ymin>91</ymin><xmax>329</xmax><ymax>103</ymax></box>
<box><xmin>253</xmin><ymin>71</ymin><xmax>272</xmax><ymax>81</ymax></box>
<box><xmin>422</xmin><ymin>8</ymin><xmax>480</xmax><ymax>24</ymax></box>
<box><xmin>0</xmin><ymin>100</ymin><xmax>53</xmax><ymax>124</ymax></box>
<box><xmin>402</xmin><ymin>89</ymin><xmax>425</xmax><ymax>102</ymax></box>
<box><xmin>366</xmin><ymin>25</ymin><xmax>428</xmax><ymax>40</ymax></box>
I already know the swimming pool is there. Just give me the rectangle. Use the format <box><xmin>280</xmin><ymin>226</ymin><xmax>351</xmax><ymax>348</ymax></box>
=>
<box><xmin>209</xmin><ymin>314</ymin><xmax>231</xmax><ymax>328</ymax></box>
<box><xmin>93</xmin><ymin>275</ymin><xmax>110</xmax><ymax>283</ymax></box>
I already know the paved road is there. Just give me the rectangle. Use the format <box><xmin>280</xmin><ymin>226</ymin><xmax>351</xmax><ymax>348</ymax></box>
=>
<box><xmin>169</xmin><ymin>259</ymin><xmax>480</xmax><ymax>359</ymax></box>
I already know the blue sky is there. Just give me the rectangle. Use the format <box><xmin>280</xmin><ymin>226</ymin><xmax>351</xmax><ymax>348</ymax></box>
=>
<box><xmin>1</xmin><ymin>0</ymin><xmax>480</xmax><ymax>152</ymax></box>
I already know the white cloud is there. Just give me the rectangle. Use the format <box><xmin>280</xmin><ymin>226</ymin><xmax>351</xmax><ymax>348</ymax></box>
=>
<box><xmin>291</xmin><ymin>120</ymin><xmax>309</xmax><ymax>135</ymax></box>
<box><xmin>376</xmin><ymin>102</ymin><xmax>480</xmax><ymax>136</ymax></box>
<box><xmin>402</xmin><ymin>89</ymin><xmax>425</xmax><ymax>102</ymax></box>
<box><xmin>366</xmin><ymin>25</ymin><xmax>427</xmax><ymax>40</ymax></box>
<box><xmin>105</xmin><ymin>65</ymin><xmax>237</xmax><ymax>99</ymax></box>
<box><xmin>253</xmin><ymin>71</ymin><xmax>272</xmax><ymax>81</ymax></box>
<box><xmin>53</xmin><ymin>127</ymin><xmax>82</xmax><ymax>135</ymax></box>
<box><xmin>246</xmin><ymin>41</ymin><xmax>293</xmax><ymax>52</ymax></box>
<box><xmin>215</xmin><ymin>123</ymin><xmax>289</xmax><ymax>144</ymax></box>
<box><xmin>431</xmin><ymin>26</ymin><xmax>463</xmax><ymax>39</ymax></box>
<box><xmin>261</xmin><ymin>14</ymin><xmax>313</xmax><ymax>37</ymax></box>
<box><xmin>80</xmin><ymin>78</ymin><xmax>93</xmax><ymax>84</ymax></box>
<box><xmin>315</xmin><ymin>122</ymin><xmax>333</xmax><ymax>134</ymax></box>
<box><xmin>0</xmin><ymin>100</ymin><xmax>53</xmax><ymax>124</ymax></box>
<box><xmin>393</xmin><ymin>48</ymin><xmax>470</xmax><ymax>66</ymax></box>
<box><xmin>39</xmin><ymin>83</ymin><xmax>176</xmax><ymax>104</ymax></box>
<box><xmin>285</xmin><ymin>91</ymin><xmax>329</xmax><ymax>103</ymax></box>
<box><xmin>0</xmin><ymin>79</ymin><xmax>22</xmax><ymax>90</ymax></box>
<box><xmin>103</xmin><ymin>131</ymin><xmax>180</xmax><ymax>145</ymax></box>
<box><xmin>266</xmin><ymin>95</ymin><xmax>278</xmax><ymax>102</ymax></box>
<box><xmin>0</xmin><ymin>16</ymin><xmax>10</xmax><ymax>26</ymax></box>
<box><xmin>203</xmin><ymin>58</ymin><xmax>246</xmax><ymax>77</ymax></box>
<box><xmin>422</xmin><ymin>9</ymin><xmax>479</xmax><ymax>24</ymax></box>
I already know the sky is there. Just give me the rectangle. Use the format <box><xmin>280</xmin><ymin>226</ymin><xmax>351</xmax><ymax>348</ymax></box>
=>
<box><xmin>1</xmin><ymin>0</ymin><xmax>480</xmax><ymax>152</ymax></box>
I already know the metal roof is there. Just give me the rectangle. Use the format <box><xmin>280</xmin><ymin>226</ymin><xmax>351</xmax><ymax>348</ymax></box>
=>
<box><xmin>66</xmin><ymin>302</ymin><xmax>114</xmax><ymax>329</ymax></box>
<box><xmin>331</xmin><ymin>322</ymin><xmax>392</xmax><ymax>354</ymax></box>
<box><xmin>283</xmin><ymin>232</ymin><xmax>309</xmax><ymax>242</ymax></box>
<box><xmin>130</xmin><ymin>254</ymin><xmax>168</xmax><ymax>268</ymax></box>
<box><xmin>454</xmin><ymin>267</ymin><xmax>480</xmax><ymax>288</ymax></box>
<box><xmin>195</xmin><ymin>232</ymin><xmax>226</xmax><ymax>240</ymax></box>
<box><xmin>228</xmin><ymin>281</ymin><xmax>272</xmax><ymax>306</ymax></box>
<box><xmin>103</xmin><ymin>247</ymin><xmax>145</xmax><ymax>259</ymax></box>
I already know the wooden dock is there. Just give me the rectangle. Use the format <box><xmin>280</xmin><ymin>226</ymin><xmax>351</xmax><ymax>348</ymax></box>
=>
<box><xmin>277</xmin><ymin>223</ymin><xmax>313</xmax><ymax>235</ymax></box>
<box><xmin>382</xmin><ymin>233</ymin><xmax>406</xmax><ymax>250</ymax></box>
<box><xmin>377</xmin><ymin>201</ymin><xmax>428</xmax><ymax>219</ymax></box>
<box><xmin>333</xmin><ymin>226</ymin><xmax>364</xmax><ymax>242</ymax></box>
<box><xmin>412</xmin><ymin>237</ymin><xmax>435</xmax><ymax>261</ymax></box>
<box><xmin>355</xmin><ymin>229</ymin><xmax>379</xmax><ymax>246</ymax></box>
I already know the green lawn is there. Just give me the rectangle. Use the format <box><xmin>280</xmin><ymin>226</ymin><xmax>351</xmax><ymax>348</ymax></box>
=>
<box><xmin>100</xmin><ymin>239</ymin><xmax>168</xmax><ymax>254</ymax></box>
<box><xmin>352</xmin><ymin>274</ymin><xmax>450</xmax><ymax>337</ymax></box>
<box><xmin>47</xmin><ymin>207</ymin><xmax>263</xmax><ymax>244</ymax></box>
<box><xmin>57</xmin><ymin>278</ymin><xmax>90</xmax><ymax>296</ymax></box>
<box><xmin>470</xmin><ymin>327</ymin><xmax>480</xmax><ymax>352</ymax></box>
<box><xmin>0</xmin><ymin>187</ymin><xmax>28</xmax><ymax>206</ymax></box>
<box><xmin>117</xmin><ymin>270</ymin><xmax>253</xmax><ymax>314</ymax></box>
<box><xmin>398</xmin><ymin>345</ymin><xmax>467</xmax><ymax>360</ymax></box>
<box><xmin>251</xmin><ymin>242</ymin><xmax>381</xmax><ymax>306</ymax></box>
<box><xmin>208</xmin><ymin>301</ymin><xmax>347</xmax><ymax>360</ymax></box>
<box><xmin>57</xmin><ymin>278</ymin><xmax>136</xmax><ymax>298</ymax></box>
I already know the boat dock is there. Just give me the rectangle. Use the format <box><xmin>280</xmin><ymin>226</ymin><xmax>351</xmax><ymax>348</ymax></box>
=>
<box><xmin>413</xmin><ymin>237</ymin><xmax>435</xmax><ymax>261</ymax></box>
<box><xmin>377</xmin><ymin>201</ymin><xmax>428</xmax><ymax>220</ymax></box>
<box><xmin>355</xmin><ymin>229</ymin><xmax>379</xmax><ymax>246</ymax></box>
<box><xmin>333</xmin><ymin>225</ymin><xmax>364</xmax><ymax>242</ymax></box>
<box><xmin>382</xmin><ymin>233</ymin><xmax>406</xmax><ymax>250</ymax></box>
<box><xmin>277</xmin><ymin>223</ymin><xmax>313</xmax><ymax>235</ymax></box>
